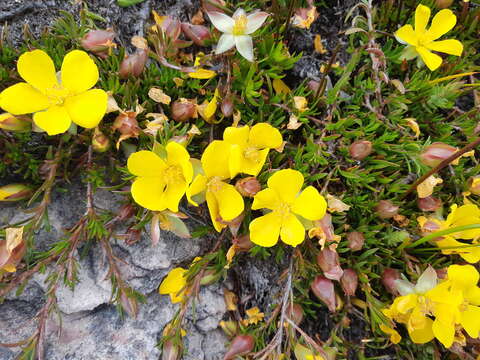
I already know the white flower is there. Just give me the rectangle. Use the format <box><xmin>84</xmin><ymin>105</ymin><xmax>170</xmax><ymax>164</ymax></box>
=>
<box><xmin>207</xmin><ymin>8</ymin><xmax>269</xmax><ymax>62</ymax></box>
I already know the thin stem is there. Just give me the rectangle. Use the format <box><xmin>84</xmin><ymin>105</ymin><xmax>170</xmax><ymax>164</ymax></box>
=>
<box><xmin>405</xmin><ymin>224</ymin><xmax>480</xmax><ymax>248</ymax></box>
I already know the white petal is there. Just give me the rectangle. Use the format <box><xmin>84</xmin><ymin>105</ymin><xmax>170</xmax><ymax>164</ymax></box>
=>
<box><xmin>415</xmin><ymin>266</ymin><xmax>438</xmax><ymax>294</ymax></box>
<box><xmin>235</xmin><ymin>35</ymin><xmax>254</xmax><ymax>62</ymax></box>
<box><xmin>394</xmin><ymin>279</ymin><xmax>415</xmax><ymax>296</ymax></box>
<box><xmin>207</xmin><ymin>11</ymin><xmax>234</xmax><ymax>33</ymax></box>
<box><xmin>232</xmin><ymin>8</ymin><xmax>246</xmax><ymax>19</ymax></box>
<box><xmin>246</xmin><ymin>12</ymin><xmax>269</xmax><ymax>34</ymax></box>
<box><xmin>215</xmin><ymin>34</ymin><xmax>236</xmax><ymax>54</ymax></box>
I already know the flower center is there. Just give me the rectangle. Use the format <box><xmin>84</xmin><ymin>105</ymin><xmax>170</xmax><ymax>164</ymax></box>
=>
<box><xmin>164</xmin><ymin>165</ymin><xmax>184</xmax><ymax>184</ymax></box>
<box><xmin>232</xmin><ymin>14</ymin><xmax>248</xmax><ymax>36</ymax></box>
<box><xmin>207</xmin><ymin>176</ymin><xmax>224</xmax><ymax>193</ymax></box>
<box><xmin>243</xmin><ymin>146</ymin><xmax>260</xmax><ymax>162</ymax></box>
<box><xmin>274</xmin><ymin>202</ymin><xmax>291</xmax><ymax>221</ymax></box>
<box><xmin>45</xmin><ymin>85</ymin><xmax>70</xmax><ymax>106</ymax></box>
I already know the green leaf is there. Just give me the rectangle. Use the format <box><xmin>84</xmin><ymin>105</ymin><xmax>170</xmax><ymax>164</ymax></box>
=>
<box><xmin>117</xmin><ymin>0</ymin><xmax>145</xmax><ymax>7</ymax></box>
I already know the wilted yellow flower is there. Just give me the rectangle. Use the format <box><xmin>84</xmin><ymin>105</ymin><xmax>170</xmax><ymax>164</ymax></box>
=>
<box><xmin>159</xmin><ymin>267</ymin><xmax>187</xmax><ymax>303</ymax></box>
<box><xmin>0</xmin><ymin>113</ymin><xmax>31</xmax><ymax>132</ymax></box>
<box><xmin>223</xmin><ymin>123</ymin><xmax>282</xmax><ymax>178</ymax></box>
<box><xmin>293</xmin><ymin>96</ymin><xmax>308</xmax><ymax>112</ymax></box>
<box><xmin>249</xmin><ymin>169</ymin><xmax>327</xmax><ymax>247</ymax></box>
<box><xmin>379</xmin><ymin>324</ymin><xmax>401</xmax><ymax>344</ymax></box>
<box><xmin>197</xmin><ymin>88</ymin><xmax>220</xmax><ymax>122</ymax></box>
<box><xmin>0</xmin><ymin>184</ymin><xmax>32</xmax><ymax>202</ymax></box>
<box><xmin>127</xmin><ymin>142</ymin><xmax>193</xmax><ymax>212</ymax></box>
<box><xmin>395</xmin><ymin>4</ymin><xmax>463</xmax><ymax>70</ymax></box>
<box><xmin>0</xmin><ymin>50</ymin><xmax>107</xmax><ymax>135</ymax></box>
<box><xmin>188</xmin><ymin>55</ymin><xmax>216</xmax><ymax>79</ymax></box>
<box><xmin>0</xmin><ymin>227</ymin><xmax>26</xmax><ymax>273</ymax></box>
<box><xmin>187</xmin><ymin>140</ymin><xmax>244</xmax><ymax>232</ymax></box>
<box><xmin>416</xmin><ymin>175</ymin><xmax>443</xmax><ymax>199</ymax></box>
<box><xmin>241</xmin><ymin>306</ymin><xmax>265</xmax><ymax>326</ymax></box>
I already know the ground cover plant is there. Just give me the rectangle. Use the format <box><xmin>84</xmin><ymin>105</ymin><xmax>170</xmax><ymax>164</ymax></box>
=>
<box><xmin>0</xmin><ymin>0</ymin><xmax>480</xmax><ymax>359</ymax></box>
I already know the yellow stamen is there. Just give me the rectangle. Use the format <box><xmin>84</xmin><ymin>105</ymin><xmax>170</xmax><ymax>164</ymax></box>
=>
<box><xmin>232</xmin><ymin>14</ymin><xmax>248</xmax><ymax>36</ymax></box>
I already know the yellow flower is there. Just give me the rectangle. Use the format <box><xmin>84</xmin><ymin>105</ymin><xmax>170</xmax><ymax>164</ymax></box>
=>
<box><xmin>223</xmin><ymin>123</ymin><xmax>282</xmax><ymax>178</ymax></box>
<box><xmin>127</xmin><ymin>141</ymin><xmax>193</xmax><ymax>212</ymax></box>
<box><xmin>249</xmin><ymin>169</ymin><xmax>327</xmax><ymax>247</ymax></box>
<box><xmin>395</xmin><ymin>4</ymin><xmax>463</xmax><ymax>71</ymax></box>
<box><xmin>435</xmin><ymin>204</ymin><xmax>480</xmax><ymax>263</ymax></box>
<box><xmin>241</xmin><ymin>306</ymin><xmax>265</xmax><ymax>326</ymax></box>
<box><xmin>159</xmin><ymin>267</ymin><xmax>187</xmax><ymax>303</ymax></box>
<box><xmin>188</xmin><ymin>55</ymin><xmax>216</xmax><ymax>79</ymax></box>
<box><xmin>0</xmin><ymin>50</ymin><xmax>107</xmax><ymax>135</ymax></box>
<box><xmin>379</xmin><ymin>324</ymin><xmax>401</xmax><ymax>344</ymax></box>
<box><xmin>186</xmin><ymin>140</ymin><xmax>244</xmax><ymax>232</ymax></box>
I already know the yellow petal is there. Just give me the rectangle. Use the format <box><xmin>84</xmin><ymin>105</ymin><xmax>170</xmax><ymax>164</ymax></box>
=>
<box><xmin>201</xmin><ymin>140</ymin><xmax>231</xmax><ymax>179</ymax></box>
<box><xmin>252</xmin><ymin>188</ymin><xmax>280</xmax><ymax>211</ymax></box>
<box><xmin>159</xmin><ymin>267</ymin><xmax>187</xmax><ymax>302</ymax></box>
<box><xmin>64</xmin><ymin>89</ymin><xmax>107</xmax><ymax>129</ymax></box>
<box><xmin>292</xmin><ymin>186</ymin><xmax>327</xmax><ymax>220</ymax></box>
<box><xmin>272</xmin><ymin>78</ymin><xmax>291</xmax><ymax>95</ymax></box>
<box><xmin>187</xmin><ymin>174</ymin><xmax>208</xmax><ymax>206</ymax></box>
<box><xmin>405</xmin><ymin>118</ymin><xmax>420</xmax><ymax>138</ymax></box>
<box><xmin>0</xmin><ymin>83</ymin><xmax>50</xmax><ymax>115</ymax></box>
<box><xmin>416</xmin><ymin>175</ymin><xmax>443</xmax><ymax>198</ymax></box>
<box><xmin>426</xmin><ymin>39</ymin><xmax>463</xmax><ymax>56</ymax></box>
<box><xmin>249</xmin><ymin>212</ymin><xmax>281</xmax><ymax>247</ymax></box>
<box><xmin>228</xmin><ymin>144</ymin><xmax>244</xmax><ymax>178</ymax></box>
<box><xmin>33</xmin><ymin>105</ymin><xmax>71</xmax><ymax>135</ymax></box>
<box><xmin>431</xmin><ymin>318</ymin><xmax>454</xmax><ymax>348</ymax></box>
<box><xmin>127</xmin><ymin>150</ymin><xmax>166</xmax><ymax>176</ymax></box>
<box><xmin>206</xmin><ymin>190</ymin><xmax>224</xmax><ymax>232</ymax></box>
<box><xmin>425</xmin><ymin>9</ymin><xmax>457</xmax><ymax>42</ymax></box>
<box><xmin>61</xmin><ymin>50</ymin><xmax>99</xmax><ymax>94</ymax></box>
<box><xmin>280</xmin><ymin>213</ymin><xmax>305</xmax><ymax>247</ymax></box>
<box><xmin>17</xmin><ymin>50</ymin><xmax>58</xmax><ymax>93</ymax></box>
<box><xmin>414</xmin><ymin>4</ymin><xmax>431</xmax><ymax>36</ymax></box>
<box><xmin>293</xmin><ymin>96</ymin><xmax>308</xmax><ymax>112</ymax></box>
<box><xmin>408</xmin><ymin>317</ymin><xmax>434</xmax><ymax>344</ymax></box>
<box><xmin>447</xmin><ymin>264</ymin><xmax>479</xmax><ymax>290</ymax></box>
<box><xmin>215</xmin><ymin>182</ymin><xmax>244</xmax><ymax>221</ymax></box>
<box><xmin>131</xmin><ymin>177</ymin><xmax>167</xmax><ymax>211</ymax></box>
<box><xmin>188</xmin><ymin>68</ymin><xmax>216</xmax><ymax>79</ymax></box>
<box><xmin>249</xmin><ymin>123</ymin><xmax>283</xmax><ymax>149</ymax></box>
<box><xmin>379</xmin><ymin>324</ymin><xmax>402</xmax><ymax>344</ymax></box>
<box><xmin>461</xmin><ymin>305</ymin><xmax>480</xmax><ymax>339</ymax></box>
<box><xmin>163</xmin><ymin>181</ymin><xmax>187</xmax><ymax>213</ymax></box>
<box><xmin>416</xmin><ymin>46</ymin><xmax>443</xmax><ymax>71</ymax></box>
<box><xmin>395</xmin><ymin>25</ymin><xmax>418</xmax><ymax>46</ymax></box>
<box><xmin>166</xmin><ymin>141</ymin><xmax>193</xmax><ymax>183</ymax></box>
<box><xmin>229</xmin><ymin>145</ymin><xmax>269</xmax><ymax>178</ymax></box>
<box><xmin>223</xmin><ymin>125</ymin><xmax>250</xmax><ymax>147</ymax></box>
<box><xmin>267</xmin><ymin>169</ymin><xmax>304</xmax><ymax>204</ymax></box>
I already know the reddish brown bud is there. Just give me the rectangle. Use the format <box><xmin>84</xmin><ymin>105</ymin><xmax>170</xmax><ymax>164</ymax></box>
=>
<box><xmin>381</xmin><ymin>268</ymin><xmax>400</xmax><ymax>295</ymax></box>
<box><xmin>419</xmin><ymin>142</ymin><xmax>457</xmax><ymax>167</ymax></box>
<box><xmin>124</xmin><ymin>227</ymin><xmax>142</xmax><ymax>245</ymax></box>
<box><xmin>0</xmin><ymin>113</ymin><xmax>31</xmax><ymax>132</ymax></box>
<box><xmin>235</xmin><ymin>177</ymin><xmax>261</xmax><ymax>197</ymax></box>
<box><xmin>180</xmin><ymin>23</ymin><xmax>211</xmax><ymax>46</ymax></box>
<box><xmin>349</xmin><ymin>140</ymin><xmax>373</xmax><ymax>160</ymax></box>
<box><xmin>81</xmin><ymin>29</ymin><xmax>116</xmax><ymax>55</ymax></box>
<box><xmin>232</xmin><ymin>234</ymin><xmax>254</xmax><ymax>252</ymax></box>
<box><xmin>202</xmin><ymin>0</ymin><xmax>226</xmax><ymax>13</ymax></box>
<box><xmin>92</xmin><ymin>127</ymin><xmax>110</xmax><ymax>153</ymax></box>
<box><xmin>171</xmin><ymin>99</ymin><xmax>197</xmax><ymax>122</ymax></box>
<box><xmin>375</xmin><ymin>200</ymin><xmax>399</xmax><ymax>219</ymax></box>
<box><xmin>417</xmin><ymin>196</ymin><xmax>442</xmax><ymax>212</ymax></box>
<box><xmin>340</xmin><ymin>268</ymin><xmax>358</xmax><ymax>296</ymax></box>
<box><xmin>346</xmin><ymin>231</ymin><xmax>364</xmax><ymax>252</ymax></box>
<box><xmin>286</xmin><ymin>303</ymin><xmax>304</xmax><ymax>325</ymax></box>
<box><xmin>311</xmin><ymin>276</ymin><xmax>336</xmax><ymax>312</ymax></box>
<box><xmin>224</xmin><ymin>335</ymin><xmax>254</xmax><ymax>360</ymax></box>
<box><xmin>221</xmin><ymin>96</ymin><xmax>234</xmax><ymax>118</ymax></box>
<box><xmin>308</xmin><ymin>80</ymin><xmax>320</xmax><ymax>93</ymax></box>
<box><xmin>158</xmin><ymin>16</ymin><xmax>182</xmax><ymax>40</ymax></box>
<box><xmin>119</xmin><ymin>49</ymin><xmax>148</xmax><ymax>79</ymax></box>
<box><xmin>435</xmin><ymin>0</ymin><xmax>453</xmax><ymax>8</ymax></box>
<box><xmin>316</xmin><ymin>248</ymin><xmax>343</xmax><ymax>281</ymax></box>
<box><xmin>0</xmin><ymin>184</ymin><xmax>33</xmax><ymax>202</ymax></box>
<box><xmin>112</xmin><ymin>112</ymin><xmax>141</xmax><ymax>137</ymax></box>
<box><xmin>162</xmin><ymin>340</ymin><xmax>181</xmax><ymax>360</ymax></box>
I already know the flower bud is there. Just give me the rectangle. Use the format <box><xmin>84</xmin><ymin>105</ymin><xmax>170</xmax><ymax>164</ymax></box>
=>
<box><xmin>120</xmin><ymin>290</ymin><xmax>138</xmax><ymax>318</ymax></box>
<box><xmin>233</xmin><ymin>234</ymin><xmax>254</xmax><ymax>252</ymax></box>
<box><xmin>224</xmin><ymin>335</ymin><xmax>254</xmax><ymax>360</ymax></box>
<box><xmin>124</xmin><ymin>227</ymin><xmax>141</xmax><ymax>245</ymax></box>
<box><xmin>468</xmin><ymin>176</ymin><xmax>480</xmax><ymax>195</ymax></box>
<box><xmin>435</xmin><ymin>0</ymin><xmax>453</xmax><ymax>8</ymax></box>
<box><xmin>235</xmin><ymin>177</ymin><xmax>261</xmax><ymax>197</ymax></box>
<box><xmin>417</xmin><ymin>216</ymin><xmax>442</xmax><ymax>236</ymax></box>
<box><xmin>81</xmin><ymin>29</ymin><xmax>116</xmax><ymax>54</ymax></box>
<box><xmin>92</xmin><ymin>127</ymin><xmax>110</xmax><ymax>153</ymax></box>
<box><xmin>308</xmin><ymin>80</ymin><xmax>320</xmax><ymax>93</ymax></box>
<box><xmin>419</xmin><ymin>142</ymin><xmax>457</xmax><ymax>167</ymax></box>
<box><xmin>219</xmin><ymin>320</ymin><xmax>238</xmax><ymax>338</ymax></box>
<box><xmin>375</xmin><ymin>200</ymin><xmax>399</xmax><ymax>219</ymax></box>
<box><xmin>311</xmin><ymin>276</ymin><xmax>336</xmax><ymax>312</ymax></box>
<box><xmin>349</xmin><ymin>140</ymin><xmax>372</xmax><ymax>160</ymax></box>
<box><xmin>171</xmin><ymin>99</ymin><xmax>197</xmax><ymax>122</ymax></box>
<box><xmin>162</xmin><ymin>340</ymin><xmax>181</xmax><ymax>360</ymax></box>
<box><xmin>417</xmin><ymin>195</ymin><xmax>442</xmax><ymax>212</ymax></box>
<box><xmin>0</xmin><ymin>113</ymin><xmax>31</xmax><ymax>132</ymax></box>
<box><xmin>381</xmin><ymin>268</ymin><xmax>400</xmax><ymax>295</ymax></box>
<box><xmin>112</xmin><ymin>112</ymin><xmax>141</xmax><ymax>137</ymax></box>
<box><xmin>221</xmin><ymin>96</ymin><xmax>234</xmax><ymax>118</ymax></box>
<box><xmin>200</xmin><ymin>269</ymin><xmax>221</xmax><ymax>285</ymax></box>
<box><xmin>0</xmin><ymin>184</ymin><xmax>33</xmax><ymax>201</ymax></box>
<box><xmin>286</xmin><ymin>303</ymin><xmax>304</xmax><ymax>325</ymax></box>
<box><xmin>316</xmin><ymin>248</ymin><xmax>343</xmax><ymax>281</ymax></box>
<box><xmin>340</xmin><ymin>268</ymin><xmax>358</xmax><ymax>296</ymax></box>
<box><xmin>180</xmin><ymin>23</ymin><xmax>211</xmax><ymax>46</ymax></box>
<box><xmin>202</xmin><ymin>0</ymin><xmax>226</xmax><ymax>13</ymax></box>
<box><xmin>346</xmin><ymin>231</ymin><xmax>364</xmax><ymax>252</ymax></box>
<box><xmin>119</xmin><ymin>48</ymin><xmax>148</xmax><ymax>79</ymax></box>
